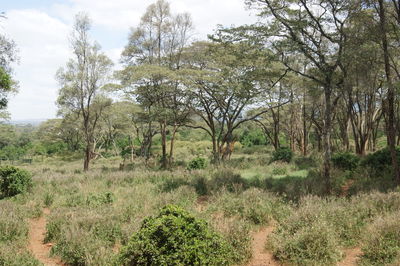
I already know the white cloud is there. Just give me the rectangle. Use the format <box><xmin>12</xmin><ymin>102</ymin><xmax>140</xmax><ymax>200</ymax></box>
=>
<box><xmin>3</xmin><ymin>0</ymin><xmax>258</xmax><ymax>120</ymax></box>
<box><xmin>3</xmin><ymin>9</ymin><xmax>70</xmax><ymax>120</ymax></box>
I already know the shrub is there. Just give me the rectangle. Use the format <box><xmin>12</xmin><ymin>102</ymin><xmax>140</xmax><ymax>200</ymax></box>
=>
<box><xmin>0</xmin><ymin>166</ymin><xmax>32</xmax><ymax>198</ymax></box>
<box><xmin>210</xmin><ymin>188</ymin><xmax>292</xmax><ymax>225</ymax></box>
<box><xmin>332</xmin><ymin>152</ymin><xmax>360</xmax><ymax>171</ymax></box>
<box><xmin>294</xmin><ymin>156</ymin><xmax>317</xmax><ymax>170</ymax></box>
<box><xmin>361</xmin><ymin>211</ymin><xmax>400</xmax><ymax>265</ymax></box>
<box><xmin>361</xmin><ymin>147</ymin><xmax>400</xmax><ymax>171</ymax></box>
<box><xmin>239</xmin><ymin>129</ymin><xmax>267</xmax><ymax>147</ymax></box>
<box><xmin>270</xmin><ymin>221</ymin><xmax>341</xmax><ymax>265</ymax></box>
<box><xmin>86</xmin><ymin>192</ymin><xmax>115</xmax><ymax>207</ymax></box>
<box><xmin>271</xmin><ymin>147</ymin><xmax>293</xmax><ymax>163</ymax></box>
<box><xmin>118</xmin><ymin>205</ymin><xmax>234</xmax><ymax>265</ymax></box>
<box><xmin>43</xmin><ymin>192</ymin><xmax>54</xmax><ymax>207</ymax></box>
<box><xmin>187</xmin><ymin>157</ymin><xmax>207</xmax><ymax>170</ymax></box>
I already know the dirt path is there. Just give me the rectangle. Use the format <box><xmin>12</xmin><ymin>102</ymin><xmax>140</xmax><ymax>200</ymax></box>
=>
<box><xmin>28</xmin><ymin>208</ymin><xmax>64</xmax><ymax>266</ymax></box>
<box><xmin>247</xmin><ymin>226</ymin><xmax>280</xmax><ymax>266</ymax></box>
<box><xmin>337</xmin><ymin>247</ymin><xmax>362</xmax><ymax>266</ymax></box>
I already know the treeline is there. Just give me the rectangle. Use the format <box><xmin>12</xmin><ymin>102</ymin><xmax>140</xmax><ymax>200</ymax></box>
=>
<box><xmin>3</xmin><ymin>0</ymin><xmax>400</xmax><ymax>194</ymax></box>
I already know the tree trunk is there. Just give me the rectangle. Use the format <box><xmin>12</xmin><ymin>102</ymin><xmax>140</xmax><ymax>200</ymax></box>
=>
<box><xmin>379</xmin><ymin>0</ymin><xmax>400</xmax><ymax>184</ymax></box>
<box><xmin>323</xmin><ymin>86</ymin><xmax>333</xmax><ymax>194</ymax></box>
<box><xmin>168</xmin><ymin>124</ymin><xmax>178</xmax><ymax>166</ymax></box>
<box><xmin>160</xmin><ymin>121</ymin><xmax>167</xmax><ymax>169</ymax></box>
<box><xmin>84</xmin><ymin>143</ymin><xmax>90</xmax><ymax>171</ymax></box>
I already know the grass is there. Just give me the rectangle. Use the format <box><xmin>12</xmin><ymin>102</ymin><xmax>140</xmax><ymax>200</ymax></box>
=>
<box><xmin>0</xmin><ymin>146</ymin><xmax>399</xmax><ymax>265</ymax></box>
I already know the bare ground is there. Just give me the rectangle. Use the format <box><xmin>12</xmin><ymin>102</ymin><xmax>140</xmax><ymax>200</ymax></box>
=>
<box><xmin>28</xmin><ymin>208</ymin><xmax>64</xmax><ymax>266</ymax></box>
<box><xmin>337</xmin><ymin>247</ymin><xmax>363</xmax><ymax>266</ymax></box>
<box><xmin>247</xmin><ymin>226</ymin><xmax>280</xmax><ymax>266</ymax></box>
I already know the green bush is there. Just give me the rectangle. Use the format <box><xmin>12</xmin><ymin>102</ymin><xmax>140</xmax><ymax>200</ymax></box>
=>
<box><xmin>118</xmin><ymin>205</ymin><xmax>234</xmax><ymax>265</ymax></box>
<box><xmin>239</xmin><ymin>129</ymin><xmax>267</xmax><ymax>147</ymax></box>
<box><xmin>187</xmin><ymin>157</ymin><xmax>207</xmax><ymax>170</ymax></box>
<box><xmin>0</xmin><ymin>166</ymin><xmax>32</xmax><ymax>198</ymax></box>
<box><xmin>332</xmin><ymin>152</ymin><xmax>360</xmax><ymax>171</ymax></box>
<box><xmin>361</xmin><ymin>147</ymin><xmax>400</xmax><ymax>171</ymax></box>
<box><xmin>271</xmin><ymin>147</ymin><xmax>293</xmax><ymax>163</ymax></box>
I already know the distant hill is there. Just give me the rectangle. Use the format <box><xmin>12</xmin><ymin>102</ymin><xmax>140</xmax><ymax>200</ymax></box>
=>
<box><xmin>7</xmin><ymin>119</ymin><xmax>49</xmax><ymax>126</ymax></box>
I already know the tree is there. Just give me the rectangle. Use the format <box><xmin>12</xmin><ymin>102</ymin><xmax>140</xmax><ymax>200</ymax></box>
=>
<box><xmin>119</xmin><ymin>0</ymin><xmax>193</xmax><ymax>168</ymax></box>
<box><xmin>375</xmin><ymin>0</ymin><xmax>400</xmax><ymax>184</ymax></box>
<box><xmin>181</xmin><ymin>40</ymin><xmax>287</xmax><ymax>163</ymax></box>
<box><xmin>56</xmin><ymin>13</ymin><xmax>113</xmax><ymax>171</ymax></box>
<box><xmin>0</xmin><ymin>13</ymin><xmax>18</xmax><ymax>117</ymax></box>
<box><xmin>246</xmin><ymin>0</ymin><xmax>360</xmax><ymax>193</ymax></box>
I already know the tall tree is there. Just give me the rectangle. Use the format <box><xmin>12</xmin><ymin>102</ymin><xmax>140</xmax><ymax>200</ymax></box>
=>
<box><xmin>56</xmin><ymin>13</ymin><xmax>113</xmax><ymax>171</ymax></box>
<box><xmin>119</xmin><ymin>0</ymin><xmax>193</xmax><ymax>168</ymax></box>
<box><xmin>181</xmin><ymin>40</ymin><xmax>287</xmax><ymax>163</ymax></box>
<box><xmin>375</xmin><ymin>0</ymin><xmax>400</xmax><ymax>183</ymax></box>
<box><xmin>246</xmin><ymin>0</ymin><xmax>359</xmax><ymax>193</ymax></box>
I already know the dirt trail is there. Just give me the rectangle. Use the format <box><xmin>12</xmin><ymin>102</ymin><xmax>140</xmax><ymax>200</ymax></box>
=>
<box><xmin>337</xmin><ymin>247</ymin><xmax>362</xmax><ymax>266</ymax></box>
<box><xmin>28</xmin><ymin>208</ymin><xmax>64</xmax><ymax>266</ymax></box>
<box><xmin>247</xmin><ymin>226</ymin><xmax>280</xmax><ymax>266</ymax></box>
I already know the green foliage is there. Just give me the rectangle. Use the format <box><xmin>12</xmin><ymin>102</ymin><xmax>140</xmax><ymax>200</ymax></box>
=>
<box><xmin>361</xmin><ymin>147</ymin><xmax>400</xmax><ymax>171</ymax></box>
<box><xmin>0</xmin><ymin>166</ymin><xmax>32</xmax><ymax>198</ymax></box>
<box><xmin>118</xmin><ymin>205</ymin><xmax>234</xmax><ymax>265</ymax></box>
<box><xmin>0</xmin><ymin>145</ymin><xmax>26</xmax><ymax>160</ymax></box>
<box><xmin>271</xmin><ymin>147</ymin><xmax>293</xmax><ymax>163</ymax></box>
<box><xmin>332</xmin><ymin>152</ymin><xmax>360</xmax><ymax>171</ymax></box>
<box><xmin>239</xmin><ymin>128</ymin><xmax>267</xmax><ymax>147</ymax></box>
<box><xmin>187</xmin><ymin>157</ymin><xmax>207</xmax><ymax>170</ymax></box>
<box><xmin>44</xmin><ymin>141</ymin><xmax>68</xmax><ymax>155</ymax></box>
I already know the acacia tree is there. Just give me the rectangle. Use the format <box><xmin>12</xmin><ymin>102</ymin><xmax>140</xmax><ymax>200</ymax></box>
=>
<box><xmin>119</xmin><ymin>0</ymin><xmax>193</xmax><ymax>168</ymax></box>
<box><xmin>0</xmin><ymin>13</ymin><xmax>18</xmax><ymax>117</ymax></box>
<box><xmin>57</xmin><ymin>13</ymin><xmax>113</xmax><ymax>171</ymax></box>
<box><xmin>181</xmin><ymin>40</ymin><xmax>287</xmax><ymax>163</ymax></box>
<box><xmin>246</xmin><ymin>0</ymin><xmax>360</xmax><ymax>193</ymax></box>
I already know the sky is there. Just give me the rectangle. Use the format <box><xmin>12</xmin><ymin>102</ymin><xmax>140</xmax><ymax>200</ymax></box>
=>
<box><xmin>0</xmin><ymin>0</ymin><xmax>258</xmax><ymax>120</ymax></box>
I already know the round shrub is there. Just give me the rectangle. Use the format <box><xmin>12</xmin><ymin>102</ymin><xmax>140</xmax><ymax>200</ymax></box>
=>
<box><xmin>187</xmin><ymin>157</ymin><xmax>207</xmax><ymax>170</ymax></box>
<box><xmin>271</xmin><ymin>147</ymin><xmax>293</xmax><ymax>163</ymax></box>
<box><xmin>0</xmin><ymin>166</ymin><xmax>32</xmax><ymax>198</ymax></box>
<box><xmin>118</xmin><ymin>205</ymin><xmax>234</xmax><ymax>265</ymax></box>
<box><xmin>361</xmin><ymin>147</ymin><xmax>400</xmax><ymax>171</ymax></box>
<box><xmin>331</xmin><ymin>152</ymin><xmax>360</xmax><ymax>171</ymax></box>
